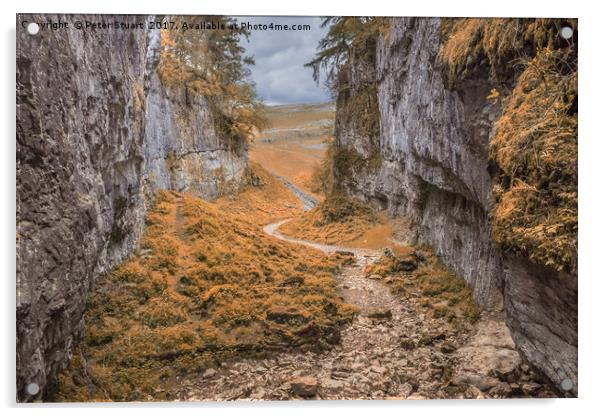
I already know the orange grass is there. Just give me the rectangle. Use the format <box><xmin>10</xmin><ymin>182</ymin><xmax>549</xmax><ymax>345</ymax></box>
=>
<box><xmin>279</xmin><ymin>194</ymin><xmax>395</xmax><ymax>249</ymax></box>
<box><xmin>214</xmin><ymin>162</ymin><xmax>302</xmax><ymax>225</ymax></box>
<box><xmin>489</xmin><ymin>48</ymin><xmax>577</xmax><ymax>273</ymax></box>
<box><xmin>365</xmin><ymin>247</ymin><xmax>481</xmax><ymax>327</ymax></box>
<box><xmin>56</xmin><ymin>190</ymin><xmax>355</xmax><ymax>402</ymax></box>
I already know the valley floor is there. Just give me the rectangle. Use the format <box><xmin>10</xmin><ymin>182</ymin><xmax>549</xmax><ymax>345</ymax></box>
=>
<box><xmin>176</xmin><ymin>184</ymin><xmax>554</xmax><ymax>401</ymax></box>
<box><xmin>56</xmin><ymin>103</ymin><xmax>557</xmax><ymax>401</ymax></box>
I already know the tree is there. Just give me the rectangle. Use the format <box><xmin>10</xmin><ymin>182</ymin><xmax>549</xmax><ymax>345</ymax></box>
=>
<box><xmin>305</xmin><ymin>17</ymin><xmax>387</xmax><ymax>90</ymax></box>
<box><xmin>159</xmin><ymin>16</ymin><xmax>267</xmax><ymax>146</ymax></box>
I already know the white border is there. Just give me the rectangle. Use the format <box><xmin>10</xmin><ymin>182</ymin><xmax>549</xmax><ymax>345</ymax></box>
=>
<box><xmin>2</xmin><ymin>1</ymin><xmax>599</xmax><ymax>415</ymax></box>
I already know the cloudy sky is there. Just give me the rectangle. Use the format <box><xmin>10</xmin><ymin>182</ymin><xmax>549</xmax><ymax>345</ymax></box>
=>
<box><xmin>235</xmin><ymin>16</ymin><xmax>331</xmax><ymax>106</ymax></box>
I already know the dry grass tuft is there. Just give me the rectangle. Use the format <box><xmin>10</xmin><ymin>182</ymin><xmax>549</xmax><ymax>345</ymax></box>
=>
<box><xmin>365</xmin><ymin>247</ymin><xmax>481</xmax><ymax>327</ymax></box>
<box><xmin>490</xmin><ymin>48</ymin><xmax>577</xmax><ymax>273</ymax></box>
<box><xmin>56</xmin><ymin>190</ymin><xmax>355</xmax><ymax>402</ymax></box>
<box><xmin>279</xmin><ymin>194</ymin><xmax>383</xmax><ymax>246</ymax></box>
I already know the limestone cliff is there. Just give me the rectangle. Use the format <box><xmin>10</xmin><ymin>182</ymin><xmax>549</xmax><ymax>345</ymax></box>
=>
<box><xmin>333</xmin><ymin>17</ymin><xmax>577</xmax><ymax>395</ymax></box>
<box><xmin>144</xmin><ymin>71</ymin><xmax>247</xmax><ymax>200</ymax></box>
<box><xmin>16</xmin><ymin>14</ymin><xmax>246</xmax><ymax>401</ymax></box>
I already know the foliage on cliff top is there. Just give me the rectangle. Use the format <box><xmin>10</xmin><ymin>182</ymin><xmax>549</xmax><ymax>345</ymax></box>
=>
<box><xmin>439</xmin><ymin>18</ymin><xmax>577</xmax><ymax>274</ymax></box>
<box><xmin>56</xmin><ymin>190</ymin><xmax>355</xmax><ymax>401</ymax></box>
<box><xmin>438</xmin><ymin>18</ymin><xmax>577</xmax><ymax>85</ymax></box>
<box><xmin>307</xmin><ymin>17</ymin><xmax>386</xmax><ymax>137</ymax></box>
<box><xmin>305</xmin><ymin>17</ymin><xmax>389</xmax><ymax>87</ymax></box>
<box><xmin>158</xmin><ymin>16</ymin><xmax>267</xmax><ymax>146</ymax></box>
<box><xmin>490</xmin><ymin>48</ymin><xmax>577</xmax><ymax>273</ymax></box>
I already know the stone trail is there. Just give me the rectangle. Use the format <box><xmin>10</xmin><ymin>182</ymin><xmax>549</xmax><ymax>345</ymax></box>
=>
<box><xmin>176</xmin><ymin>219</ymin><xmax>552</xmax><ymax>401</ymax></box>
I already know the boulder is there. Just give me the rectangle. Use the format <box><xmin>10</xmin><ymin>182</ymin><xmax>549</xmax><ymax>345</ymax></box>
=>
<box><xmin>202</xmin><ymin>368</ymin><xmax>217</xmax><ymax>378</ymax></box>
<box><xmin>321</xmin><ymin>378</ymin><xmax>345</xmax><ymax>392</ymax></box>
<box><xmin>521</xmin><ymin>382</ymin><xmax>542</xmax><ymax>395</ymax></box>
<box><xmin>488</xmin><ymin>382</ymin><xmax>512</xmax><ymax>398</ymax></box>
<box><xmin>393</xmin><ymin>256</ymin><xmax>418</xmax><ymax>272</ymax></box>
<box><xmin>366</xmin><ymin>274</ymin><xmax>384</xmax><ymax>280</ymax></box>
<box><xmin>290</xmin><ymin>376</ymin><xmax>318</xmax><ymax>397</ymax></box>
<box><xmin>440</xmin><ymin>341</ymin><xmax>457</xmax><ymax>353</ymax></box>
<box><xmin>266</xmin><ymin>306</ymin><xmax>312</xmax><ymax>325</ymax></box>
<box><xmin>280</xmin><ymin>276</ymin><xmax>305</xmax><ymax>287</ymax></box>
<box><xmin>451</xmin><ymin>372</ymin><xmax>499</xmax><ymax>392</ymax></box>
<box><xmin>493</xmin><ymin>348</ymin><xmax>521</xmax><ymax>382</ymax></box>
<box><xmin>397</xmin><ymin>382</ymin><xmax>414</xmax><ymax>398</ymax></box>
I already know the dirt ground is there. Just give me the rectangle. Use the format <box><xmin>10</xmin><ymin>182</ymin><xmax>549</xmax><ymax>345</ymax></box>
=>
<box><xmin>250</xmin><ymin>103</ymin><xmax>334</xmax><ymax>201</ymax></box>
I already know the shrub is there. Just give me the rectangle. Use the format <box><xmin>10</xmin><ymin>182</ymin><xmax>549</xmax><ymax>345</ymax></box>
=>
<box><xmin>158</xmin><ymin>16</ymin><xmax>267</xmax><ymax>146</ymax></box>
<box><xmin>489</xmin><ymin>47</ymin><xmax>577</xmax><ymax>273</ymax></box>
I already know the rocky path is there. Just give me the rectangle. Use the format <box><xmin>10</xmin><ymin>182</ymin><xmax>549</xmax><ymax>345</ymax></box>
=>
<box><xmin>271</xmin><ymin>173</ymin><xmax>318</xmax><ymax>211</ymax></box>
<box><xmin>177</xmin><ymin>217</ymin><xmax>552</xmax><ymax>401</ymax></box>
<box><xmin>179</xmin><ymin>219</ymin><xmax>423</xmax><ymax>400</ymax></box>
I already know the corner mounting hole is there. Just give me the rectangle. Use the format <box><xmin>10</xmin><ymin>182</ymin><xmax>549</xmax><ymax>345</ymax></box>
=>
<box><xmin>560</xmin><ymin>26</ymin><xmax>573</xmax><ymax>40</ymax></box>
<box><xmin>26</xmin><ymin>22</ymin><xmax>40</xmax><ymax>35</ymax></box>
<box><xmin>26</xmin><ymin>382</ymin><xmax>40</xmax><ymax>395</ymax></box>
<box><xmin>560</xmin><ymin>378</ymin><xmax>573</xmax><ymax>391</ymax></box>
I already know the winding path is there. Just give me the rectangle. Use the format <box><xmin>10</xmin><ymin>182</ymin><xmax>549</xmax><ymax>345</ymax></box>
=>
<box><xmin>263</xmin><ymin>219</ymin><xmax>374</xmax><ymax>256</ymax></box>
<box><xmin>176</xmin><ymin>178</ymin><xmax>545</xmax><ymax>401</ymax></box>
<box><xmin>177</xmin><ymin>216</ymin><xmax>466</xmax><ymax>401</ymax></box>
<box><xmin>271</xmin><ymin>173</ymin><xmax>318</xmax><ymax>211</ymax></box>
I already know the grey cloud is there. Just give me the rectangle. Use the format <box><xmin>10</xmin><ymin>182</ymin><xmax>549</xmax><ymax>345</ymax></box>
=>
<box><xmin>233</xmin><ymin>16</ymin><xmax>331</xmax><ymax>105</ymax></box>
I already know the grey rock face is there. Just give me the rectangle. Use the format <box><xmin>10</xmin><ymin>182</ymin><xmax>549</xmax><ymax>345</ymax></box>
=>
<box><xmin>16</xmin><ymin>14</ymin><xmax>246</xmax><ymax>401</ymax></box>
<box><xmin>338</xmin><ymin>17</ymin><xmax>502</xmax><ymax>305</ymax></box>
<box><xmin>503</xmin><ymin>256</ymin><xmax>577</xmax><ymax>395</ymax></box>
<box><xmin>144</xmin><ymin>71</ymin><xmax>247</xmax><ymax>200</ymax></box>
<box><xmin>334</xmin><ymin>17</ymin><xmax>577</xmax><ymax>395</ymax></box>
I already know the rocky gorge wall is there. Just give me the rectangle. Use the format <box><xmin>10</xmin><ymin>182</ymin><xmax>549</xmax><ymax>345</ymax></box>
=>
<box><xmin>144</xmin><ymin>70</ymin><xmax>247</xmax><ymax>200</ymax></box>
<box><xmin>333</xmin><ymin>17</ymin><xmax>577</xmax><ymax>395</ymax></box>
<box><xmin>16</xmin><ymin>14</ymin><xmax>247</xmax><ymax>401</ymax></box>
